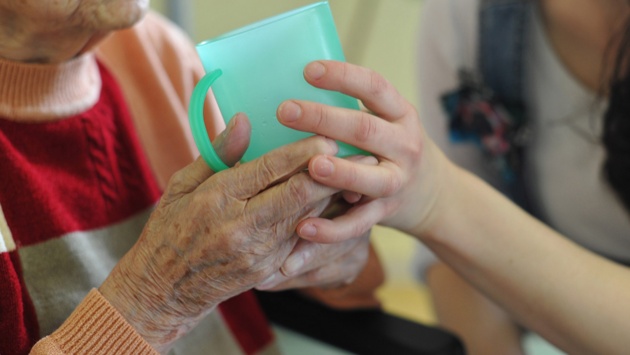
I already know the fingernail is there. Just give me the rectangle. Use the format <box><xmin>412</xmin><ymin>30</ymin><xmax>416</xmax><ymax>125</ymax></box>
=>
<box><xmin>283</xmin><ymin>252</ymin><xmax>307</xmax><ymax>276</ymax></box>
<box><xmin>226</xmin><ymin>115</ymin><xmax>239</xmax><ymax>131</ymax></box>
<box><xmin>278</xmin><ymin>101</ymin><xmax>302</xmax><ymax>122</ymax></box>
<box><xmin>299</xmin><ymin>224</ymin><xmax>317</xmax><ymax>238</ymax></box>
<box><xmin>345</xmin><ymin>192</ymin><xmax>362</xmax><ymax>204</ymax></box>
<box><xmin>313</xmin><ymin>156</ymin><xmax>334</xmax><ymax>177</ymax></box>
<box><xmin>305</xmin><ymin>61</ymin><xmax>326</xmax><ymax>80</ymax></box>
<box><xmin>257</xmin><ymin>273</ymin><xmax>279</xmax><ymax>290</ymax></box>
<box><xmin>357</xmin><ymin>155</ymin><xmax>378</xmax><ymax>165</ymax></box>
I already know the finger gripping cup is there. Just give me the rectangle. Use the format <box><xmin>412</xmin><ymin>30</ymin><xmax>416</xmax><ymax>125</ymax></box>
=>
<box><xmin>189</xmin><ymin>1</ymin><xmax>367</xmax><ymax>172</ymax></box>
<box><xmin>189</xmin><ymin>69</ymin><xmax>229</xmax><ymax>171</ymax></box>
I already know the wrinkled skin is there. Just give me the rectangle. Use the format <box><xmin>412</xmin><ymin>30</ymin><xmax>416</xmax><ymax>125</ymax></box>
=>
<box><xmin>99</xmin><ymin>114</ymin><xmax>371</xmax><ymax>353</ymax></box>
<box><xmin>259</xmin><ymin>222</ymin><xmax>372</xmax><ymax>291</ymax></box>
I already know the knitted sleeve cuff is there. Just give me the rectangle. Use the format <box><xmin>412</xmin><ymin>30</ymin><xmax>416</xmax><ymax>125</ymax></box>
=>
<box><xmin>33</xmin><ymin>288</ymin><xmax>158</xmax><ymax>355</ymax></box>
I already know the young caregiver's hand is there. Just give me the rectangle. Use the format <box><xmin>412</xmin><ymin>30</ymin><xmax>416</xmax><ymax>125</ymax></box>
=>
<box><xmin>255</xmin><ymin>159</ymin><xmax>377</xmax><ymax>292</ymax></box>
<box><xmin>277</xmin><ymin>60</ymin><xmax>454</xmax><ymax>243</ymax></box>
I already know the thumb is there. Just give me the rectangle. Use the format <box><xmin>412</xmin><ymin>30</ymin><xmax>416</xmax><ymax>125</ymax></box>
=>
<box><xmin>164</xmin><ymin>113</ymin><xmax>252</xmax><ymax>198</ymax></box>
<box><xmin>212</xmin><ymin>113</ymin><xmax>251</xmax><ymax>167</ymax></box>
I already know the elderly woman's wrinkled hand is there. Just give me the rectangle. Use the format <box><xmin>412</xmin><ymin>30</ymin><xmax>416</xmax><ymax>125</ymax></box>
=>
<box><xmin>99</xmin><ymin>114</ymin><xmax>340</xmax><ymax>352</ymax></box>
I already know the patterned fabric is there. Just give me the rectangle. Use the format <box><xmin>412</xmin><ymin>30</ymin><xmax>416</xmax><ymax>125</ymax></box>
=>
<box><xmin>441</xmin><ymin>0</ymin><xmax>534</xmax><ymax>210</ymax></box>
<box><xmin>442</xmin><ymin>69</ymin><xmax>526</xmax><ymax>183</ymax></box>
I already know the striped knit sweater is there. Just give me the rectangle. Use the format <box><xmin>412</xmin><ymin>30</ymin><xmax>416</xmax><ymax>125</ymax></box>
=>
<box><xmin>0</xmin><ymin>11</ymin><xmax>275</xmax><ymax>355</ymax></box>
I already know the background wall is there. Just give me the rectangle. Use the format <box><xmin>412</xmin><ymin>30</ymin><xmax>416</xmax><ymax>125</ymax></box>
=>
<box><xmin>150</xmin><ymin>0</ymin><xmax>422</xmax><ymax>108</ymax></box>
<box><xmin>149</xmin><ymin>0</ymin><xmax>434</xmax><ymax>325</ymax></box>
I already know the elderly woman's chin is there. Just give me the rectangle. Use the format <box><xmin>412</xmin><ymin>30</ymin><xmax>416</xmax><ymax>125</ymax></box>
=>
<box><xmin>92</xmin><ymin>0</ymin><xmax>150</xmax><ymax>30</ymax></box>
<box><xmin>0</xmin><ymin>0</ymin><xmax>151</xmax><ymax>63</ymax></box>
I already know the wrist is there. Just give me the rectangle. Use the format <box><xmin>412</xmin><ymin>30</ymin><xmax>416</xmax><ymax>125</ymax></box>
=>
<box><xmin>99</xmin><ymin>251</ymin><xmax>170</xmax><ymax>352</ymax></box>
<box><xmin>417</xmin><ymin>162</ymin><xmax>476</xmax><ymax>245</ymax></box>
<box><xmin>47</xmin><ymin>289</ymin><xmax>158</xmax><ymax>354</ymax></box>
<box><xmin>404</xmin><ymin>142</ymin><xmax>463</xmax><ymax>239</ymax></box>
<box><xmin>99</xmin><ymin>244</ymin><xmax>214</xmax><ymax>353</ymax></box>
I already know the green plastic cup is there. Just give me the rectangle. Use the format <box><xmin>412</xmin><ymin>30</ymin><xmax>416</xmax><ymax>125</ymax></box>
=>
<box><xmin>189</xmin><ymin>1</ymin><xmax>367</xmax><ymax>172</ymax></box>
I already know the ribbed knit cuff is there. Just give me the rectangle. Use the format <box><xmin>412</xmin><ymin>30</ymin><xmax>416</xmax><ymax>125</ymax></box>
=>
<box><xmin>50</xmin><ymin>289</ymin><xmax>157</xmax><ymax>354</ymax></box>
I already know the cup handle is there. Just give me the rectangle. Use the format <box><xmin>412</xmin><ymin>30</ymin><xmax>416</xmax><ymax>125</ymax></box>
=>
<box><xmin>188</xmin><ymin>69</ymin><xmax>230</xmax><ymax>172</ymax></box>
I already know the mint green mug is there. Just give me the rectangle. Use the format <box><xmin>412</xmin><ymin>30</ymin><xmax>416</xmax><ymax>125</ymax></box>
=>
<box><xmin>189</xmin><ymin>1</ymin><xmax>367</xmax><ymax>172</ymax></box>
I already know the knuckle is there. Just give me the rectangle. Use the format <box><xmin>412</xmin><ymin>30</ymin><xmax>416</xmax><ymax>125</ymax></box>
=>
<box><xmin>353</xmin><ymin>113</ymin><xmax>378</xmax><ymax>143</ymax></box>
<box><xmin>341</xmin><ymin>163</ymin><xmax>359</xmax><ymax>188</ymax></box>
<box><xmin>351</xmin><ymin>219</ymin><xmax>371</xmax><ymax>240</ymax></box>
<box><xmin>254</xmin><ymin>155</ymin><xmax>281</xmax><ymax>183</ymax></box>
<box><xmin>264</xmin><ymin>261</ymin><xmax>281</xmax><ymax>276</ymax></box>
<box><xmin>188</xmin><ymin>188</ymin><xmax>209</xmax><ymax>207</ymax></box>
<box><xmin>305</xmin><ymin>268</ymin><xmax>327</xmax><ymax>284</ymax></box>
<box><xmin>189</xmin><ymin>189</ymin><xmax>229</xmax><ymax>217</ymax></box>
<box><xmin>311</xmin><ymin>135</ymin><xmax>333</xmax><ymax>155</ymax></box>
<box><xmin>312</xmin><ymin>103</ymin><xmax>329</xmax><ymax>132</ymax></box>
<box><xmin>167</xmin><ymin>169</ymin><xmax>187</xmax><ymax>190</ymax></box>
<box><xmin>163</xmin><ymin>169</ymin><xmax>192</xmax><ymax>200</ymax></box>
<box><xmin>406</xmin><ymin>139</ymin><xmax>423</xmax><ymax>160</ymax></box>
<box><xmin>381</xmin><ymin>172</ymin><xmax>403</xmax><ymax>197</ymax></box>
<box><xmin>239</xmin><ymin>251</ymin><xmax>261</xmax><ymax>272</ymax></box>
<box><xmin>340</xmin><ymin>63</ymin><xmax>351</xmax><ymax>86</ymax></box>
<box><xmin>255</xmin><ymin>255</ymin><xmax>286</xmax><ymax>281</ymax></box>
<box><xmin>368</xmin><ymin>70</ymin><xmax>389</xmax><ymax>98</ymax></box>
<box><xmin>400</xmin><ymin>108</ymin><xmax>423</xmax><ymax>156</ymax></box>
<box><xmin>349</xmin><ymin>224</ymin><xmax>363</xmax><ymax>241</ymax></box>
<box><xmin>284</xmin><ymin>173</ymin><xmax>313</xmax><ymax>206</ymax></box>
<box><xmin>407</xmin><ymin>105</ymin><xmax>420</xmax><ymax>123</ymax></box>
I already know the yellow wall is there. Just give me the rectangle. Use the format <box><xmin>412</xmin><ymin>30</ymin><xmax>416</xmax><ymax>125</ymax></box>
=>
<box><xmin>150</xmin><ymin>0</ymin><xmax>422</xmax><ymax>107</ymax></box>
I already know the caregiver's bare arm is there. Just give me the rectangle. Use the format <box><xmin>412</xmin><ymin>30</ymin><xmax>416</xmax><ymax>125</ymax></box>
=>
<box><xmin>277</xmin><ymin>60</ymin><xmax>630</xmax><ymax>355</ymax></box>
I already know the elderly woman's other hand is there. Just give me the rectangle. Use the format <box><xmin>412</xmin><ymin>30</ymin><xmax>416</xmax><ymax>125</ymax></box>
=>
<box><xmin>255</xmin><ymin>229</ymin><xmax>372</xmax><ymax>291</ymax></box>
